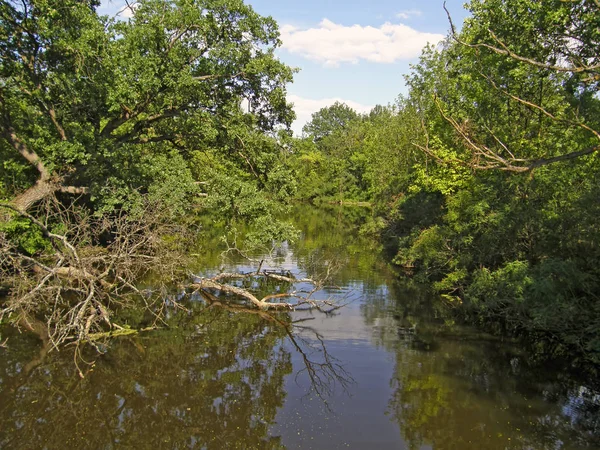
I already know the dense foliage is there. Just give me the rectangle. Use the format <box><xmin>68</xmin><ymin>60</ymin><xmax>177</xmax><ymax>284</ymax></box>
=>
<box><xmin>0</xmin><ymin>0</ymin><xmax>298</xmax><ymax>346</ymax></box>
<box><xmin>0</xmin><ymin>0</ymin><xmax>296</xmax><ymax>233</ymax></box>
<box><xmin>289</xmin><ymin>0</ymin><xmax>600</xmax><ymax>364</ymax></box>
<box><xmin>2</xmin><ymin>0</ymin><xmax>600</xmax><ymax>366</ymax></box>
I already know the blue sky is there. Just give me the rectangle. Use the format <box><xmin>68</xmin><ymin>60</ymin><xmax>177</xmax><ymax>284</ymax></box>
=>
<box><xmin>98</xmin><ymin>0</ymin><xmax>470</xmax><ymax>133</ymax></box>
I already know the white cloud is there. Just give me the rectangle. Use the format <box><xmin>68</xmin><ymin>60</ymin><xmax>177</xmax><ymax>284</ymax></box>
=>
<box><xmin>280</xmin><ymin>19</ymin><xmax>443</xmax><ymax>67</ymax></box>
<box><xmin>118</xmin><ymin>1</ymin><xmax>138</xmax><ymax>18</ymax></box>
<box><xmin>396</xmin><ymin>9</ymin><xmax>422</xmax><ymax>20</ymax></box>
<box><xmin>240</xmin><ymin>98</ymin><xmax>250</xmax><ymax>113</ymax></box>
<box><xmin>288</xmin><ymin>94</ymin><xmax>374</xmax><ymax>136</ymax></box>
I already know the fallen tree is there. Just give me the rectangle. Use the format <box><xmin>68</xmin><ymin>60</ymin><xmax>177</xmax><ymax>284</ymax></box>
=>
<box><xmin>0</xmin><ymin>196</ymin><xmax>189</xmax><ymax>351</ymax></box>
<box><xmin>191</xmin><ymin>270</ymin><xmax>344</xmax><ymax>312</ymax></box>
<box><xmin>0</xmin><ymin>194</ymin><xmax>346</xmax><ymax>373</ymax></box>
<box><xmin>0</xmin><ymin>0</ymin><xmax>333</xmax><ymax>373</ymax></box>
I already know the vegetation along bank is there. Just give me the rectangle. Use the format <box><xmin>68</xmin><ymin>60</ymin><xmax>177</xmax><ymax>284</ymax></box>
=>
<box><xmin>1</xmin><ymin>0</ymin><xmax>599</xmax><ymax>367</ymax></box>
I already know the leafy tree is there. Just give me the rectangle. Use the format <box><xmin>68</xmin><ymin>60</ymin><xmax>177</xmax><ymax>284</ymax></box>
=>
<box><xmin>0</xmin><ymin>0</ymin><xmax>300</xmax><ymax>350</ymax></box>
<box><xmin>387</xmin><ymin>0</ymin><xmax>600</xmax><ymax>362</ymax></box>
<box><xmin>0</xmin><ymin>0</ymin><xmax>295</xmax><ymax>213</ymax></box>
<box><xmin>302</xmin><ymin>101</ymin><xmax>359</xmax><ymax>143</ymax></box>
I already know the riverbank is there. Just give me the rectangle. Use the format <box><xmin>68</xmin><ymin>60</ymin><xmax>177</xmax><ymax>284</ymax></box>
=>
<box><xmin>3</xmin><ymin>205</ymin><xmax>598</xmax><ymax>449</ymax></box>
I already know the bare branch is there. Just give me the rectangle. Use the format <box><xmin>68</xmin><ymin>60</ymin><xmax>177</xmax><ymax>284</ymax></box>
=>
<box><xmin>443</xmin><ymin>2</ymin><xmax>600</xmax><ymax>76</ymax></box>
<box><xmin>192</xmin><ymin>71</ymin><xmax>246</xmax><ymax>82</ymax></box>
<box><xmin>1</xmin><ymin>195</ymin><xmax>190</xmax><ymax>355</ymax></box>
<box><xmin>59</xmin><ymin>186</ymin><xmax>89</xmax><ymax>195</ymax></box>
<box><xmin>420</xmin><ymin>93</ymin><xmax>600</xmax><ymax>173</ymax></box>
<box><xmin>482</xmin><ymin>73</ymin><xmax>600</xmax><ymax>141</ymax></box>
<box><xmin>190</xmin><ymin>268</ymin><xmax>343</xmax><ymax>311</ymax></box>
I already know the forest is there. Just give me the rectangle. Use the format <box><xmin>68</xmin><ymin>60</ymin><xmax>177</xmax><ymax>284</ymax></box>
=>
<box><xmin>288</xmin><ymin>0</ymin><xmax>600</xmax><ymax>365</ymax></box>
<box><xmin>1</xmin><ymin>0</ymin><xmax>600</xmax><ymax>368</ymax></box>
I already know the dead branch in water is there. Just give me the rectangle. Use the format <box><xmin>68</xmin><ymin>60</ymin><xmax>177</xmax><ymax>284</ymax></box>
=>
<box><xmin>0</xmin><ymin>195</ymin><xmax>189</xmax><ymax>365</ymax></box>
<box><xmin>0</xmin><ymin>194</ymin><xmax>348</xmax><ymax>373</ymax></box>
<box><xmin>190</xmin><ymin>268</ymin><xmax>347</xmax><ymax>313</ymax></box>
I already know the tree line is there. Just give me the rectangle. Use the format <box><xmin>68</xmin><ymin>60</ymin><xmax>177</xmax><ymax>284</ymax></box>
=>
<box><xmin>1</xmin><ymin>0</ymin><xmax>599</xmax><ymax>366</ymax></box>
<box><xmin>287</xmin><ymin>0</ymin><xmax>600</xmax><ymax>365</ymax></box>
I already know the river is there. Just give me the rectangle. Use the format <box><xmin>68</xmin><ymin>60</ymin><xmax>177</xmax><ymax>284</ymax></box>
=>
<box><xmin>0</xmin><ymin>205</ymin><xmax>599</xmax><ymax>449</ymax></box>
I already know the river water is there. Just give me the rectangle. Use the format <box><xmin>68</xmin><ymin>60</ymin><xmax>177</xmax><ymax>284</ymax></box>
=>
<box><xmin>0</xmin><ymin>206</ymin><xmax>599</xmax><ymax>449</ymax></box>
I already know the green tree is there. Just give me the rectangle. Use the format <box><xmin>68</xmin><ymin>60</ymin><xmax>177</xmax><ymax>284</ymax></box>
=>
<box><xmin>0</xmin><ymin>0</ymin><xmax>300</xmax><ymax>350</ymax></box>
<box><xmin>0</xmin><ymin>0</ymin><xmax>295</xmax><ymax>213</ymax></box>
<box><xmin>302</xmin><ymin>101</ymin><xmax>359</xmax><ymax>143</ymax></box>
<box><xmin>386</xmin><ymin>0</ymin><xmax>600</xmax><ymax>362</ymax></box>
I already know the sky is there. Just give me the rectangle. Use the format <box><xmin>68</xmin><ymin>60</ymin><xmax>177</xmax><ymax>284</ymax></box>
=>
<box><xmin>98</xmin><ymin>0</ymin><xmax>471</xmax><ymax>134</ymax></box>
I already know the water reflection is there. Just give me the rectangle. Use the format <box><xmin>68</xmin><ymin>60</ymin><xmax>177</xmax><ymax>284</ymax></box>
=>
<box><xmin>1</xmin><ymin>205</ymin><xmax>600</xmax><ymax>449</ymax></box>
<box><xmin>282</xmin><ymin>206</ymin><xmax>600</xmax><ymax>449</ymax></box>
<box><xmin>288</xmin><ymin>205</ymin><xmax>387</xmax><ymax>289</ymax></box>
<box><xmin>388</xmin><ymin>333</ymin><xmax>600</xmax><ymax>449</ymax></box>
<box><xmin>371</xmin><ymin>282</ymin><xmax>600</xmax><ymax>450</ymax></box>
<box><xmin>0</xmin><ymin>304</ymin><xmax>292</xmax><ymax>449</ymax></box>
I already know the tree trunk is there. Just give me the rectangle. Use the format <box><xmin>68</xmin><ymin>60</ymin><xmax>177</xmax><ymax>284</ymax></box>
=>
<box><xmin>12</xmin><ymin>179</ymin><xmax>58</xmax><ymax>212</ymax></box>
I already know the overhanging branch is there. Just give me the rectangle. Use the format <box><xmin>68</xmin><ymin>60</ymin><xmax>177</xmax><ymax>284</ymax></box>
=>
<box><xmin>443</xmin><ymin>2</ymin><xmax>600</xmax><ymax>77</ymax></box>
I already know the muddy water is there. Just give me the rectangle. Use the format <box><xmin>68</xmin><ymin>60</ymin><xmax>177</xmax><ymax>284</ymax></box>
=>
<box><xmin>0</xmin><ymin>206</ymin><xmax>598</xmax><ymax>449</ymax></box>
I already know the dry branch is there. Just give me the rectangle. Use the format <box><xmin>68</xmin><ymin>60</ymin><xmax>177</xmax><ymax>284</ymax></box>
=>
<box><xmin>422</xmin><ymin>2</ymin><xmax>600</xmax><ymax>172</ymax></box>
<box><xmin>418</xmin><ymin>93</ymin><xmax>600</xmax><ymax>173</ymax></box>
<box><xmin>443</xmin><ymin>2</ymin><xmax>600</xmax><ymax>77</ymax></box>
<box><xmin>0</xmin><ymin>195</ymin><xmax>188</xmax><ymax>353</ymax></box>
<box><xmin>191</xmin><ymin>268</ymin><xmax>345</xmax><ymax>312</ymax></box>
<box><xmin>1</xmin><ymin>194</ymin><xmax>347</xmax><ymax>364</ymax></box>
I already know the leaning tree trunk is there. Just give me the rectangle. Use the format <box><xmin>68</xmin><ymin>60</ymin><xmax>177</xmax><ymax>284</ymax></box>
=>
<box><xmin>1</xmin><ymin>92</ymin><xmax>88</xmax><ymax>214</ymax></box>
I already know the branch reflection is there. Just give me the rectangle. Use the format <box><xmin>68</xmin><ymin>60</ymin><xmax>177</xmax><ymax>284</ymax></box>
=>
<box><xmin>0</xmin><ymin>294</ymin><xmax>353</xmax><ymax>449</ymax></box>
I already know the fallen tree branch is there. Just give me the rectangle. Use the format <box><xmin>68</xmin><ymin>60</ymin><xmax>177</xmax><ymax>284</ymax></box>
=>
<box><xmin>190</xmin><ymin>266</ymin><xmax>346</xmax><ymax>312</ymax></box>
<box><xmin>1</xmin><ymin>194</ymin><xmax>348</xmax><ymax>377</ymax></box>
<box><xmin>0</xmin><ymin>195</ymin><xmax>189</xmax><ymax>355</ymax></box>
<box><xmin>85</xmin><ymin>325</ymin><xmax>157</xmax><ymax>342</ymax></box>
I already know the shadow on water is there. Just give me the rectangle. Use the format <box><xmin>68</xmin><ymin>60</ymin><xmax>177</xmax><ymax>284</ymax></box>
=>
<box><xmin>0</xmin><ymin>303</ymin><xmax>292</xmax><ymax>449</ymax></box>
<box><xmin>1</xmin><ymin>204</ymin><xmax>599</xmax><ymax>449</ymax></box>
<box><xmin>360</xmin><ymin>278</ymin><xmax>600</xmax><ymax>450</ymax></box>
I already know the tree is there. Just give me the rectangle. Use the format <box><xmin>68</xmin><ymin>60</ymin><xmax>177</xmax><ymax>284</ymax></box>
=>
<box><xmin>0</xmin><ymin>0</ymin><xmax>308</xmax><ymax>353</ymax></box>
<box><xmin>290</xmin><ymin>101</ymin><xmax>422</xmax><ymax>205</ymax></box>
<box><xmin>387</xmin><ymin>0</ymin><xmax>600</xmax><ymax>363</ymax></box>
<box><xmin>289</xmin><ymin>102</ymin><xmax>367</xmax><ymax>203</ymax></box>
<box><xmin>302</xmin><ymin>101</ymin><xmax>359</xmax><ymax>142</ymax></box>
<box><xmin>0</xmin><ymin>0</ymin><xmax>295</xmax><ymax>213</ymax></box>
<box><xmin>414</xmin><ymin>0</ymin><xmax>600</xmax><ymax>173</ymax></box>
<box><xmin>284</xmin><ymin>0</ymin><xmax>600</xmax><ymax>364</ymax></box>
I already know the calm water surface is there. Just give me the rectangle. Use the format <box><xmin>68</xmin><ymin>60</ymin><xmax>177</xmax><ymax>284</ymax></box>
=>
<box><xmin>1</xmin><ymin>206</ymin><xmax>599</xmax><ymax>449</ymax></box>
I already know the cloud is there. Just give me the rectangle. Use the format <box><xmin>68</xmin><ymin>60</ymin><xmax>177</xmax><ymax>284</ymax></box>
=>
<box><xmin>288</xmin><ymin>94</ymin><xmax>374</xmax><ymax>136</ymax></box>
<box><xmin>118</xmin><ymin>1</ymin><xmax>138</xmax><ymax>18</ymax></box>
<box><xmin>280</xmin><ymin>19</ymin><xmax>443</xmax><ymax>67</ymax></box>
<box><xmin>396</xmin><ymin>9</ymin><xmax>422</xmax><ymax>20</ymax></box>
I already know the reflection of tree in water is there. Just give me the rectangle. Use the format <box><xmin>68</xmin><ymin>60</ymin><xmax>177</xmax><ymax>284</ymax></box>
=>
<box><xmin>377</xmin><ymin>284</ymin><xmax>600</xmax><ymax>450</ymax></box>
<box><xmin>199</xmin><ymin>295</ymin><xmax>354</xmax><ymax>405</ymax></box>
<box><xmin>0</xmin><ymin>296</ymin><xmax>353</xmax><ymax>449</ymax></box>
<box><xmin>288</xmin><ymin>205</ymin><xmax>389</xmax><ymax>289</ymax></box>
<box><xmin>285</xmin><ymin>318</ymin><xmax>354</xmax><ymax>403</ymax></box>
<box><xmin>0</xmin><ymin>206</ymin><xmax>364</xmax><ymax>449</ymax></box>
